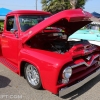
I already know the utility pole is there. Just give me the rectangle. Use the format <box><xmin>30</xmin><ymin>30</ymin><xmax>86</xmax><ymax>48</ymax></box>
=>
<box><xmin>36</xmin><ymin>0</ymin><xmax>37</xmax><ymax>10</ymax></box>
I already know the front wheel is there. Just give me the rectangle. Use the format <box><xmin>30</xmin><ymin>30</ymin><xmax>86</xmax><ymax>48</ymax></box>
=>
<box><xmin>24</xmin><ymin>63</ymin><xmax>42</xmax><ymax>89</ymax></box>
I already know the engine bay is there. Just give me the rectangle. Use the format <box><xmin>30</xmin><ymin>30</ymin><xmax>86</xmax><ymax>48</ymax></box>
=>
<box><xmin>26</xmin><ymin>31</ymin><xmax>90</xmax><ymax>54</ymax></box>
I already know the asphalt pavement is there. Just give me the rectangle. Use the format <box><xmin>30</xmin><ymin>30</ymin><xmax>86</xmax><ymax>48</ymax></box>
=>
<box><xmin>0</xmin><ymin>63</ymin><xmax>100</xmax><ymax>100</ymax></box>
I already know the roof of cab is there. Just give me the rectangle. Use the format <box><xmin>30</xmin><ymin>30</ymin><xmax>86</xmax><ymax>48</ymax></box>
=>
<box><xmin>7</xmin><ymin>10</ymin><xmax>51</xmax><ymax>15</ymax></box>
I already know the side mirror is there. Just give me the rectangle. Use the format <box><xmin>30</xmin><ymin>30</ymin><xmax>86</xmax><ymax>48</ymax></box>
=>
<box><xmin>10</xmin><ymin>29</ymin><xmax>18</xmax><ymax>38</ymax></box>
<box><xmin>10</xmin><ymin>29</ymin><xmax>17</xmax><ymax>34</ymax></box>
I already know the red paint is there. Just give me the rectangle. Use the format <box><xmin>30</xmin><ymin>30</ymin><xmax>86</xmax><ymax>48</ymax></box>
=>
<box><xmin>0</xmin><ymin>9</ymin><xmax>99</xmax><ymax>95</ymax></box>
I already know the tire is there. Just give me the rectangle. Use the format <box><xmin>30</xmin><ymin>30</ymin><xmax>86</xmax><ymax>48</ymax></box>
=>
<box><xmin>24</xmin><ymin>63</ymin><xmax>42</xmax><ymax>89</ymax></box>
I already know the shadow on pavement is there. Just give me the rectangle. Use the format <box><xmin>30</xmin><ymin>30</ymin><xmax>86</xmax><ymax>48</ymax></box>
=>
<box><xmin>0</xmin><ymin>75</ymin><xmax>11</xmax><ymax>88</ymax></box>
<box><xmin>61</xmin><ymin>75</ymin><xmax>100</xmax><ymax>100</ymax></box>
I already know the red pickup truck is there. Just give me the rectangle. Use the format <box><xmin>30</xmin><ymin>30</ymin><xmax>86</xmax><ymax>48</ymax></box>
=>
<box><xmin>0</xmin><ymin>9</ymin><xmax>100</xmax><ymax>97</ymax></box>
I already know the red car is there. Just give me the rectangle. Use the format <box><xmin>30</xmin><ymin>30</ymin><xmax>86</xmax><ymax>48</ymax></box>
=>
<box><xmin>0</xmin><ymin>9</ymin><xmax>100</xmax><ymax>97</ymax></box>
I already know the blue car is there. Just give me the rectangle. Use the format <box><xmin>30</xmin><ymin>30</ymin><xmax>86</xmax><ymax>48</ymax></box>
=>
<box><xmin>69</xmin><ymin>29</ymin><xmax>100</xmax><ymax>46</ymax></box>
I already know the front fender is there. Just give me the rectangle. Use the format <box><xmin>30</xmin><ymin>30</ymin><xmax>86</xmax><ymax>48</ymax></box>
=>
<box><xmin>18</xmin><ymin>48</ymin><xmax>72</xmax><ymax>94</ymax></box>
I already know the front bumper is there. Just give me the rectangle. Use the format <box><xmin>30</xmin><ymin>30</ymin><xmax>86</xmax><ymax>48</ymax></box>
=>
<box><xmin>59</xmin><ymin>68</ymin><xmax>100</xmax><ymax>97</ymax></box>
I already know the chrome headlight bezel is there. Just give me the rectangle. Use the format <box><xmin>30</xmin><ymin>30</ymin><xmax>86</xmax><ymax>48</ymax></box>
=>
<box><xmin>63</xmin><ymin>67</ymin><xmax>72</xmax><ymax>79</ymax></box>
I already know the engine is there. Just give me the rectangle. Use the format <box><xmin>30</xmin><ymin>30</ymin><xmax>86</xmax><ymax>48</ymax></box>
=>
<box><xmin>26</xmin><ymin>32</ymin><xmax>94</xmax><ymax>54</ymax></box>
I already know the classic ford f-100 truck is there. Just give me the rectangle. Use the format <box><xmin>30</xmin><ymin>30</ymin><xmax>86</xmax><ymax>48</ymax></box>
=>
<box><xmin>0</xmin><ymin>9</ymin><xmax>100</xmax><ymax>97</ymax></box>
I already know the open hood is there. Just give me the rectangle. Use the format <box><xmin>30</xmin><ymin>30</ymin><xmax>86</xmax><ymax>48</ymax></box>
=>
<box><xmin>22</xmin><ymin>9</ymin><xmax>92</xmax><ymax>43</ymax></box>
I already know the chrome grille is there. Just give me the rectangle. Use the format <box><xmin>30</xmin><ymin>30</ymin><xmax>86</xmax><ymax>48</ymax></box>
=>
<box><xmin>67</xmin><ymin>54</ymin><xmax>100</xmax><ymax>86</ymax></box>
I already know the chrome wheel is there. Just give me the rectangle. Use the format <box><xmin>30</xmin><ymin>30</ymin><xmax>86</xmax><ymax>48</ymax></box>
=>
<box><xmin>25</xmin><ymin>64</ymin><xmax>40</xmax><ymax>86</ymax></box>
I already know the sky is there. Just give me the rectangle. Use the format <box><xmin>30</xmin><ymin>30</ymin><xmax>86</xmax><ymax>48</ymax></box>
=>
<box><xmin>0</xmin><ymin>0</ymin><xmax>100</xmax><ymax>13</ymax></box>
<box><xmin>84</xmin><ymin>0</ymin><xmax>100</xmax><ymax>13</ymax></box>
<box><xmin>0</xmin><ymin>0</ymin><xmax>42</xmax><ymax>10</ymax></box>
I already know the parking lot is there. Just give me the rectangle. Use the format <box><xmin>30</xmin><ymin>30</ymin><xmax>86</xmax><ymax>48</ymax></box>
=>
<box><xmin>0</xmin><ymin>63</ymin><xmax>100</xmax><ymax>100</ymax></box>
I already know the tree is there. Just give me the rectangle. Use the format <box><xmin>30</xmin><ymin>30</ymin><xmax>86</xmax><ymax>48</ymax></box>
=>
<box><xmin>41</xmin><ymin>0</ymin><xmax>88</xmax><ymax>14</ymax></box>
<box><xmin>69</xmin><ymin>0</ymin><xmax>78</xmax><ymax>9</ymax></box>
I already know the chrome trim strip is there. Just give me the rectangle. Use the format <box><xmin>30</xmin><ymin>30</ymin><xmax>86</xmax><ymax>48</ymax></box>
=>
<box><xmin>71</xmin><ymin>54</ymin><xmax>100</xmax><ymax>69</ymax></box>
<box><xmin>59</xmin><ymin>68</ymin><xmax>100</xmax><ymax>97</ymax></box>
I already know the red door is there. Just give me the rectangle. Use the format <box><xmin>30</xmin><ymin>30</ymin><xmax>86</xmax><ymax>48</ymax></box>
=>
<box><xmin>1</xmin><ymin>16</ymin><xmax>19</xmax><ymax>65</ymax></box>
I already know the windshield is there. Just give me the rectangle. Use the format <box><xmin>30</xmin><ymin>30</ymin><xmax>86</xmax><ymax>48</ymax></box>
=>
<box><xmin>19</xmin><ymin>15</ymin><xmax>50</xmax><ymax>32</ymax></box>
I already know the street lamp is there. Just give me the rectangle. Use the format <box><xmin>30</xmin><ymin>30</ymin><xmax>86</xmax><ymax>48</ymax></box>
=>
<box><xmin>70</xmin><ymin>0</ymin><xmax>77</xmax><ymax>9</ymax></box>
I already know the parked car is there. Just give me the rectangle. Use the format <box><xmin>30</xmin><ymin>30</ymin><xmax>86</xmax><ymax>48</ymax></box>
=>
<box><xmin>0</xmin><ymin>9</ymin><xmax>100</xmax><ymax>97</ymax></box>
<box><xmin>69</xmin><ymin>29</ymin><xmax>100</xmax><ymax>46</ymax></box>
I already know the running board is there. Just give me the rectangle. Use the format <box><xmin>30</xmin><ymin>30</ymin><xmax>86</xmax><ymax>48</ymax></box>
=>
<box><xmin>0</xmin><ymin>56</ymin><xmax>18</xmax><ymax>74</ymax></box>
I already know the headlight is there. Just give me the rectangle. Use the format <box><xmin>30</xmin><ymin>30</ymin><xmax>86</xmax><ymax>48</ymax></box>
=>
<box><xmin>63</xmin><ymin>67</ymin><xmax>72</xmax><ymax>79</ymax></box>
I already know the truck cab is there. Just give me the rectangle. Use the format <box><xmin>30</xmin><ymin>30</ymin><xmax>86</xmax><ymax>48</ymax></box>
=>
<box><xmin>0</xmin><ymin>9</ymin><xmax>100</xmax><ymax>97</ymax></box>
<box><xmin>0</xmin><ymin>10</ymin><xmax>51</xmax><ymax>65</ymax></box>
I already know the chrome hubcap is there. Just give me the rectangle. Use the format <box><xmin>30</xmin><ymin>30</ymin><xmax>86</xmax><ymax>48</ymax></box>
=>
<box><xmin>26</xmin><ymin>65</ymin><xmax>39</xmax><ymax>86</ymax></box>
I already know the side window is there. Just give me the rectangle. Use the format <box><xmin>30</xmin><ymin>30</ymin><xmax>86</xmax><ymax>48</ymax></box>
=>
<box><xmin>6</xmin><ymin>16</ymin><xmax>17</xmax><ymax>31</ymax></box>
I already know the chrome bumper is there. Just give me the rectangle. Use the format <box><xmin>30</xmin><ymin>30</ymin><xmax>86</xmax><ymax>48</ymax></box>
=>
<box><xmin>59</xmin><ymin>68</ymin><xmax>100</xmax><ymax>97</ymax></box>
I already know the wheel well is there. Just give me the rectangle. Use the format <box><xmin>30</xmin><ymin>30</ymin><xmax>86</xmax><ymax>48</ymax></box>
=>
<box><xmin>20</xmin><ymin>61</ymin><xmax>43</xmax><ymax>88</ymax></box>
<box><xmin>20</xmin><ymin>61</ymin><xmax>28</xmax><ymax>77</ymax></box>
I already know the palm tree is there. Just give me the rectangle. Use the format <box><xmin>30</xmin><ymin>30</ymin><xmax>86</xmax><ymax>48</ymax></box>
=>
<box><xmin>69</xmin><ymin>0</ymin><xmax>78</xmax><ymax>9</ymax></box>
<box><xmin>41</xmin><ymin>0</ymin><xmax>88</xmax><ymax>13</ymax></box>
<box><xmin>42</xmin><ymin>0</ymin><xmax>69</xmax><ymax>14</ymax></box>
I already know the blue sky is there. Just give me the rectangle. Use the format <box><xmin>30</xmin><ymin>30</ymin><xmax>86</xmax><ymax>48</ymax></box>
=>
<box><xmin>0</xmin><ymin>0</ymin><xmax>42</xmax><ymax>10</ymax></box>
<box><xmin>84</xmin><ymin>0</ymin><xmax>100</xmax><ymax>13</ymax></box>
<box><xmin>0</xmin><ymin>0</ymin><xmax>99</xmax><ymax>13</ymax></box>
